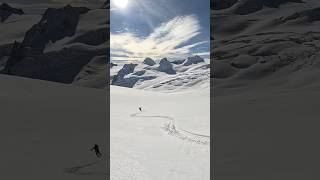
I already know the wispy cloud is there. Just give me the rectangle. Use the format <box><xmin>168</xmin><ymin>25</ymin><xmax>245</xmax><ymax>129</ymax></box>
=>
<box><xmin>111</xmin><ymin>15</ymin><xmax>206</xmax><ymax>61</ymax></box>
<box><xmin>193</xmin><ymin>52</ymin><xmax>210</xmax><ymax>56</ymax></box>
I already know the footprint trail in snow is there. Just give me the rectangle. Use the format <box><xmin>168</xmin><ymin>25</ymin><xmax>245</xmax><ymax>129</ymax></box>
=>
<box><xmin>130</xmin><ymin>112</ymin><xmax>210</xmax><ymax>145</ymax></box>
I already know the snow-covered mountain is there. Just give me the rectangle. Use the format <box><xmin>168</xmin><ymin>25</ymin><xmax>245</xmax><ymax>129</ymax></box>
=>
<box><xmin>111</xmin><ymin>56</ymin><xmax>210</xmax><ymax>92</ymax></box>
<box><xmin>0</xmin><ymin>2</ymin><xmax>108</xmax><ymax>88</ymax></box>
<box><xmin>0</xmin><ymin>3</ymin><xmax>24</xmax><ymax>22</ymax></box>
<box><xmin>212</xmin><ymin>0</ymin><xmax>320</xmax><ymax>95</ymax></box>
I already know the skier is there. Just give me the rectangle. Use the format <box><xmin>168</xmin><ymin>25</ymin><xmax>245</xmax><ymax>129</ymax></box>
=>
<box><xmin>91</xmin><ymin>144</ymin><xmax>102</xmax><ymax>158</ymax></box>
<box><xmin>139</xmin><ymin>107</ymin><xmax>142</xmax><ymax>112</ymax></box>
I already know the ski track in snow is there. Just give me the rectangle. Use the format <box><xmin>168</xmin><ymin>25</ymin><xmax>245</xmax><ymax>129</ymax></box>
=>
<box><xmin>130</xmin><ymin>112</ymin><xmax>210</xmax><ymax>145</ymax></box>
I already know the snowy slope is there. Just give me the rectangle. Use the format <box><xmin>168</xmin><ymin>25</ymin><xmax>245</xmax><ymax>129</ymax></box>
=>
<box><xmin>212</xmin><ymin>0</ymin><xmax>320</xmax><ymax>179</ymax></box>
<box><xmin>0</xmin><ymin>74</ymin><xmax>107</xmax><ymax>180</ymax></box>
<box><xmin>214</xmin><ymin>82</ymin><xmax>320</xmax><ymax>180</ymax></box>
<box><xmin>110</xmin><ymin>86</ymin><xmax>210</xmax><ymax>180</ymax></box>
<box><xmin>212</xmin><ymin>0</ymin><xmax>320</xmax><ymax>93</ymax></box>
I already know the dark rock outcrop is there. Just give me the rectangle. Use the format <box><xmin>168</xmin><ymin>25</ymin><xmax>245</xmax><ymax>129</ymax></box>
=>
<box><xmin>109</xmin><ymin>62</ymin><xmax>117</xmax><ymax>68</ymax></box>
<box><xmin>171</xmin><ymin>59</ymin><xmax>185</xmax><ymax>65</ymax></box>
<box><xmin>3</xmin><ymin>5</ymin><xmax>91</xmax><ymax>79</ymax></box>
<box><xmin>112</xmin><ymin>63</ymin><xmax>137</xmax><ymax>84</ymax></box>
<box><xmin>183</xmin><ymin>55</ymin><xmax>205</xmax><ymax>66</ymax></box>
<box><xmin>111</xmin><ymin>63</ymin><xmax>155</xmax><ymax>88</ymax></box>
<box><xmin>158</xmin><ymin>58</ymin><xmax>176</xmax><ymax>74</ymax></box>
<box><xmin>133</xmin><ymin>70</ymin><xmax>146</xmax><ymax>76</ymax></box>
<box><xmin>70</xmin><ymin>27</ymin><xmax>107</xmax><ymax>46</ymax></box>
<box><xmin>143</xmin><ymin>57</ymin><xmax>156</xmax><ymax>66</ymax></box>
<box><xmin>0</xmin><ymin>3</ymin><xmax>24</xmax><ymax>22</ymax></box>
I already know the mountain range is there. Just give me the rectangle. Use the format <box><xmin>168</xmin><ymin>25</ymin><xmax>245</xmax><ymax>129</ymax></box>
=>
<box><xmin>111</xmin><ymin>56</ymin><xmax>210</xmax><ymax>91</ymax></box>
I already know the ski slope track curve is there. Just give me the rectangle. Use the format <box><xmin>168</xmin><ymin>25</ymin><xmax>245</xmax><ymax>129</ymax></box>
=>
<box><xmin>130</xmin><ymin>112</ymin><xmax>210</xmax><ymax>145</ymax></box>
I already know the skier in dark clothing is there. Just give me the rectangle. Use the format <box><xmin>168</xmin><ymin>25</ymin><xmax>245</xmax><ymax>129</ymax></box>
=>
<box><xmin>139</xmin><ymin>107</ymin><xmax>142</xmax><ymax>112</ymax></box>
<box><xmin>91</xmin><ymin>144</ymin><xmax>102</xmax><ymax>158</ymax></box>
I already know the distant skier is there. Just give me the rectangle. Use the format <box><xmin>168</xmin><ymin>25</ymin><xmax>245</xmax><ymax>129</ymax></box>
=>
<box><xmin>91</xmin><ymin>144</ymin><xmax>102</xmax><ymax>158</ymax></box>
<box><xmin>139</xmin><ymin>107</ymin><xmax>142</xmax><ymax>112</ymax></box>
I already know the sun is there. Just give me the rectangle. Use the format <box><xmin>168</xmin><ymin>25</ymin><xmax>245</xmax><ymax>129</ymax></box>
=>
<box><xmin>113</xmin><ymin>0</ymin><xmax>129</xmax><ymax>8</ymax></box>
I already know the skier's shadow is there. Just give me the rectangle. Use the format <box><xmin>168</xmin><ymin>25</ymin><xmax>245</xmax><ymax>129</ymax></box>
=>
<box><xmin>65</xmin><ymin>160</ymin><xmax>108</xmax><ymax>176</ymax></box>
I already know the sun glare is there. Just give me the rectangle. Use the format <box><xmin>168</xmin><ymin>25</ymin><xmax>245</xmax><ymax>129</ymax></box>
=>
<box><xmin>113</xmin><ymin>0</ymin><xmax>129</xmax><ymax>8</ymax></box>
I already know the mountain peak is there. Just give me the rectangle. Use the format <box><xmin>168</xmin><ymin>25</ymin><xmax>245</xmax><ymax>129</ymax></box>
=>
<box><xmin>183</xmin><ymin>55</ymin><xmax>205</xmax><ymax>66</ymax></box>
<box><xmin>0</xmin><ymin>3</ymin><xmax>24</xmax><ymax>22</ymax></box>
<box><xmin>143</xmin><ymin>57</ymin><xmax>156</xmax><ymax>66</ymax></box>
<box><xmin>159</xmin><ymin>58</ymin><xmax>176</xmax><ymax>74</ymax></box>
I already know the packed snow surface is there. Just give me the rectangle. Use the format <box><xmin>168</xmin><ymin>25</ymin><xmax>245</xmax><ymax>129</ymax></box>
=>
<box><xmin>110</xmin><ymin>86</ymin><xmax>210</xmax><ymax>180</ymax></box>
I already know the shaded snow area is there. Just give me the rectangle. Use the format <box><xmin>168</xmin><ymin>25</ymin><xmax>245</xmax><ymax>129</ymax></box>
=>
<box><xmin>213</xmin><ymin>0</ymin><xmax>320</xmax><ymax>179</ymax></box>
<box><xmin>0</xmin><ymin>74</ymin><xmax>107</xmax><ymax>180</ymax></box>
<box><xmin>212</xmin><ymin>0</ymin><xmax>320</xmax><ymax>92</ymax></box>
<box><xmin>111</xmin><ymin>56</ymin><xmax>210</xmax><ymax>92</ymax></box>
<box><xmin>214</xmin><ymin>85</ymin><xmax>320</xmax><ymax>180</ymax></box>
<box><xmin>111</xmin><ymin>86</ymin><xmax>210</xmax><ymax>180</ymax></box>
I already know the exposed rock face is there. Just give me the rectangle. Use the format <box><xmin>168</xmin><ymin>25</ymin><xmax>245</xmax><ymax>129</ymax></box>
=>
<box><xmin>109</xmin><ymin>62</ymin><xmax>117</xmax><ymax>68</ymax></box>
<box><xmin>71</xmin><ymin>27</ymin><xmax>107</xmax><ymax>46</ymax></box>
<box><xmin>0</xmin><ymin>3</ymin><xmax>24</xmax><ymax>22</ymax></box>
<box><xmin>143</xmin><ymin>57</ymin><xmax>156</xmax><ymax>66</ymax></box>
<box><xmin>234</xmin><ymin>0</ymin><xmax>303</xmax><ymax>15</ymax></box>
<box><xmin>111</xmin><ymin>63</ymin><xmax>154</xmax><ymax>88</ymax></box>
<box><xmin>112</xmin><ymin>63</ymin><xmax>138</xmax><ymax>84</ymax></box>
<box><xmin>3</xmin><ymin>5</ymin><xmax>91</xmax><ymax>77</ymax></box>
<box><xmin>158</xmin><ymin>58</ymin><xmax>176</xmax><ymax>74</ymax></box>
<box><xmin>133</xmin><ymin>70</ymin><xmax>146</xmax><ymax>76</ymax></box>
<box><xmin>183</xmin><ymin>55</ymin><xmax>205</xmax><ymax>66</ymax></box>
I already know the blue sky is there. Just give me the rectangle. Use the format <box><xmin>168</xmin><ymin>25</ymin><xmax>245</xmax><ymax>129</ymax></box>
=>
<box><xmin>110</xmin><ymin>0</ymin><xmax>210</xmax><ymax>62</ymax></box>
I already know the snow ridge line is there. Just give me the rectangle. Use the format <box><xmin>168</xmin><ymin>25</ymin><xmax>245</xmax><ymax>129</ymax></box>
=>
<box><xmin>130</xmin><ymin>113</ymin><xmax>210</xmax><ymax>145</ymax></box>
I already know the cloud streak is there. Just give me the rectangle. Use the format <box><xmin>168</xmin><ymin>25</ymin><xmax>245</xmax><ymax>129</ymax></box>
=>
<box><xmin>111</xmin><ymin>15</ymin><xmax>206</xmax><ymax>61</ymax></box>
